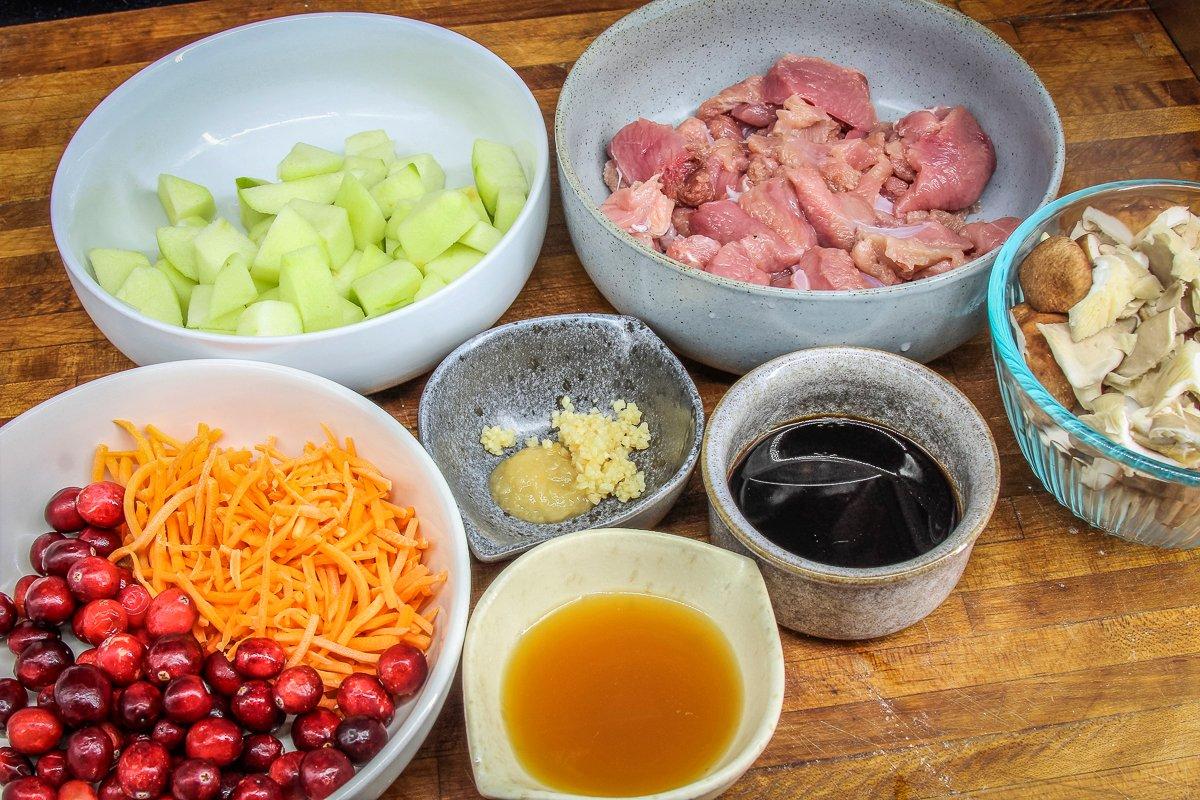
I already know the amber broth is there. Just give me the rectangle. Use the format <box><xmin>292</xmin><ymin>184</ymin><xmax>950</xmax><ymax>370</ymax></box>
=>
<box><xmin>501</xmin><ymin>592</ymin><xmax>743</xmax><ymax>797</ymax></box>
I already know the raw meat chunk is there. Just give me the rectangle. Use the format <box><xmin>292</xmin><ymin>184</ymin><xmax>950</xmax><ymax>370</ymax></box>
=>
<box><xmin>799</xmin><ymin>247</ymin><xmax>871</xmax><ymax>290</ymax></box>
<box><xmin>607</xmin><ymin>119</ymin><xmax>689</xmax><ymax>184</ymax></box>
<box><xmin>666</xmin><ymin>235</ymin><xmax>721</xmax><ymax>269</ymax></box>
<box><xmin>738</xmin><ymin>178</ymin><xmax>818</xmax><ymax>255</ymax></box>
<box><xmin>785</xmin><ymin>166</ymin><xmax>876</xmax><ymax>250</ymax></box>
<box><xmin>599</xmin><ymin>175</ymin><xmax>675</xmax><ymax>247</ymax></box>
<box><xmin>963</xmin><ymin>217</ymin><xmax>1020</xmax><ymax>255</ymax></box>
<box><xmin>892</xmin><ymin>106</ymin><xmax>996</xmax><ymax>214</ymax></box>
<box><xmin>763</xmin><ymin>55</ymin><xmax>877</xmax><ymax>131</ymax></box>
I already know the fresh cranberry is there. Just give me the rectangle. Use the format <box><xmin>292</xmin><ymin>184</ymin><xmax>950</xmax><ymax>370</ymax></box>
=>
<box><xmin>206</xmin><ymin>693</ymin><xmax>230</xmax><ymax>720</ymax></box>
<box><xmin>65</xmin><ymin>558</ymin><xmax>120</xmax><ymax>603</ymax></box>
<box><xmin>265</xmin><ymin>752</ymin><xmax>302</xmax><ymax>792</ymax></box>
<box><xmin>23</xmin><ymin>578</ymin><xmax>76</xmax><ymax>627</ymax></box>
<box><xmin>15</xmin><ymin>641</ymin><xmax>74</xmax><ymax>691</ymax></box>
<box><xmin>76</xmin><ymin>529</ymin><xmax>121</xmax><ymax>559</ymax></box>
<box><xmin>115</xmin><ymin>741</ymin><xmax>169</xmax><ymax>800</ymax></box>
<box><xmin>114</xmin><ymin>569</ymin><xmax>135</xmax><ymax>593</ymax></box>
<box><xmin>7</xmin><ymin>623</ymin><xmax>57</xmax><ymax>657</ymax></box>
<box><xmin>271</xmin><ymin>667</ymin><xmax>320</xmax><ymax>715</ymax></box>
<box><xmin>333</xmin><ymin>716</ymin><xmax>386</xmax><ymax>764</ymax></box>
<box><xmin>228</xmin><ymin>683</ymin><xmax>280</xmax><ymax>734</ymax></box>
<box><xmin>13</xmin><ymin>578</ymin><xmax>37</xmax><ymax>619</ymax></box>
<box><xmin>184</xmin><ymin>718</ymin><xmax>242</xmax><ymax>767</ymax></box>
<box><xmin>0</xmin><ymin>680</ymin><xmax>27</xmax><ymax>729</ymax></box>
<box><xmin>96</xmin><ymin>721</ymin><xmax>125</xmax><ymax>756</ymax></box>
<box><xmin>35</xmin><ymin>689</ymin><xmax>57</xmax><ymax>714</ymax></box>
<box><xmin>2</xmin><ymin>777</ymin><xmax>55</xmax><ymax>800</ymax></box>
<box><xmin>29</xmin><ymin>535</ymin><xmax>67</xmax><ymax>577</ymax></box>
<box><xmin>57</xmin><ymin>780</ymin><xmax>98</xmax><ymax>800</ymax></box>
<box><xmin>149</xmin><ymin>719</ymin><xmax>185</xmax><ymax>753</ymax></box>
<box><xmin>161</xmin><ymin>676</ymin><xmax>211</xmax><ymax>725</ymax></box>
<box><xmin>298</xmin><ymin>749</ymin><xmax>352</xmax><ymax>800</ymax></box>
<box><xmin>228</xmin><ymin>775</ymin><xmax>280</xmax><ymax>800</ymax></box>
<box><xmin>96</xmin><ymin>776</ymin><xmax>123</xmax><ymax>800</ymax></box>
<box><xmin>64</xmin><ymin>726</ymin><xmax>114</xmax><ymax>782</ymax></box>
<box><xmin>237</xmin><ymin>736</ymin><xmax>281</xmax><ymax>774</ymax></box>
<box><xmin>216</xmin><ymin>772</ymin><xmax>243</xmax><ymax>800</ymax></box>
<box><xmin>44</xmin><ymin>489</ymin><xmax>85</xmax><ymax>533</ymax></box>
<box><xmin>115</xmin><ymin>682</ymin><xmax>161</xmax><ymax>731</ymax></box>
<box><xmin>117</xmin><ymin>586</ymin><xmax>151</xmax><ymax>630</ymax></box>
<box><xmin>75</xmin><ymin>483</ymin><xmax>124</xmax><ymax>530</ymax></box>
<box><xmin>170</xmin><ymin>759</ymin><xmax>220</xmax><ymax>800</ymax></box>
<box><xmin>6</xmin><ymin>709</ymin><xmax>61</xmax><ymax>756</ymax></box>
<box><xmin>201</xmin><ymin>654</ymin><xmax>240</xmax><ymax>697</ymax></box>
<box><xmin>375</xmin><ymin>643</ymin><xmax>427</xmax><ymax>698</ymax></box>
<box><xmin>75</xmin><ymin>650</ymin><xmax>98</xmax><ymax>667</ymax></box>
<box><xmin>53</xmin><ymin>665</ymin><xmax>112</xmax><ymax>727</ymax></box>
<box><xmin>0</xmin><ymin>594</ymin><xmax>14</xmax><ymax>637</ymax></box>
<box><xmin>144</xmin><ymin>634</ymin><xmax>202</xmax><ymax>685</ymax></box>
<box><xmin>290</xmin><ymin>709</ymin><xmax>340</xmax><ymax>751</ymax></box>
<box><xmin>95</xmin><ymin>633</ymin><xmax>144</xmax><ymax>686</ymax></box>
<box><xmin>230</xmin><ymin>640</ymin><xmax>284</xmax><ymax>681</ymax></box>
<box><xmin>335</xmin><ymin>674</ymin><xmax>393</xmax><ymax>725</ymax></box>
<box><xmin>143</xmin><ymin>590</ymin><xmax>196</xmax><ymax>639</ymax></box>
<box><xmin>33</xmin><ymin>754</ymin><xmax>65</xmax><ymax>789</ymax></box>
<box><xmin>74</xmin><ymin>600</ymin><xmax>128</xmax><ymax>647</ymax></box>
<box><xmin>39</xmin><ymin>542</ymin><xmax>96</xmax><ymax>580</ymax></box>
<box><xmin>0</xmin><ymin>748</ymin><xmax>32</xmax><ymax>784</ymax></box>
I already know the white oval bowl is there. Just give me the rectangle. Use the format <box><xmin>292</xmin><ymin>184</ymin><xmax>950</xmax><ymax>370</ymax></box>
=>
<box><xmin>51</xmin><ymin>13</ymin><xmax>550</xmax><ymax>394</ymax></box>
<box><xmin>463</xmin><ymin>528</ymin><xmax>784</xmax><ymax>800</ymax></box>
<box><xmin>0</xmin><ymin>360</ymin><xmax>471</xmax><ymax>800</ymax></box>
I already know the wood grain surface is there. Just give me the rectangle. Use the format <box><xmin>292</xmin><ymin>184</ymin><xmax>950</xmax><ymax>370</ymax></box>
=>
<box><xmin>3</xmin><ymin>0</ymin><xmax>1200</xmax><ymax>797</ymax></box>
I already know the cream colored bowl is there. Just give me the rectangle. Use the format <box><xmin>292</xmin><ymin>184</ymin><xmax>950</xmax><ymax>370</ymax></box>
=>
<box><xmin>462</xmin><ymin>528</ymin><xmax>784</xmax><ymax>800</ymax></box>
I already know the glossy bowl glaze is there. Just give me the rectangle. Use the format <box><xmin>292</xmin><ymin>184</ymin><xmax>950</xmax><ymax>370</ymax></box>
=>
<box><xmin>0</xmin><ymin>360</ymin><xmax>471</xmax><ymax>800</ymax></box>
<box><xmin>418</xmin><ymin>314</ymin><xmax>704</xmax><ymax>561</ymax></box>
<box><xmin>702</xmin><ymin>346</ymin><xmax>999</xmax><ymax>639</ymax></box>
<box><xmin>51</xmin><ymin>13</ymin><xmax>549</xmax><ymax>393</ymax></box>
<box><xmin>988</xmin><ymin>179</ymin><xmax>1200</xmax><ymax>549</ymax></box>
<box><xmin>556</xmin><ymin>0</ymin><xmax>1063</xmax><ymax>373</ymax></box>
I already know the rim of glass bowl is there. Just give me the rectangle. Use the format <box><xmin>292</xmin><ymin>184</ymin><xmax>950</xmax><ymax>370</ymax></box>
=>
<box><xmin>987</xmin><ymin>178</ymin><xmax>1200</xmax><ymax>487</ymax></box>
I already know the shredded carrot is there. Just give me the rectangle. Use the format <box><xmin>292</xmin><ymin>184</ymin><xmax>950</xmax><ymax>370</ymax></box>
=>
<box><xmin>98</xmin><ymin>422</ymin><xmax>446</xmax><ymax>690</ymax></box>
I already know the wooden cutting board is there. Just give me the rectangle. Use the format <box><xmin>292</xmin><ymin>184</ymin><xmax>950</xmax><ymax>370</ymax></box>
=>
<box><xmin>2</xmin><ymin>1</ymin><xmax>1199</xmax><ymax>797</ymax></box>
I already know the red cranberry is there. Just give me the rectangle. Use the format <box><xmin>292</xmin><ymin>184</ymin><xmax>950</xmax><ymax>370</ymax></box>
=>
<box><xmin>44</xmin><ymin>490</ymin><xmax>85</xmax><ymax>533</ymax></box>
<box><xmin>0</xmin><ymin>748</ymin><xmax>32</xmax><ymax>784</ymax></box>
<box><xmin>114</xmin><ymin>569</ymin><xmax>135</xmax><ymax>593</ymax></box>
<box><xmin>74</xmin><ymin>600</ymin><xmax>128</xmax><ymax>647</ymax></box>
<box><xmin>298</xmin><ymin>749</ymin><xmax>352</xmax><ymax>800</ymax></box>
<box><xmin>265</xmin><ymin>752</ymin><xmax>302</xmax><ymax>791</ymax></box>
<box><xmin>76</xmin><ymin>529</ymin><xmax>121</xmax><ymax>560</ymax></box>
<box><xmin>0</xmin><ymin>679</ymin><xmax>27</xmax><ymax>729</ymax></box>
<box><xmin>13</xmin><ymin>578</ymin><xmax>37</xmax><ymax>619</ymax></box>
<box><xmin>96</xmin><ymin>776</ymin><xmax>124</xmax><ymax>800</ymax></box>
<box><xmin>231</xmin><ymin>641</ymin><xmax>284</xmax><ymax>682</ymax></box>
<box><xmin>334</xmin><ymin>674</ymin><xmax>392</xmax><ymax>725</ymax></box>
<box><xmin>115</xmin><ymin>682</ymin><xmax>161</xmax><ymax>731</ymax></box>
<box><xmin>75</xmin><ymin>484</ymin><xmax>124</xmax><ymax>530</ymax></box>
<box><xmin>201</xmin><ymin>654</ymin><xmax>240</xmax><ymax>697</ymax></box>
<box><xmin>23</xmin><ymin>579</ymin><xmax>75</xmax><ymax>628</ymax></box>
<box><xmin>161</xmin><ymin>676</ymin><xmax>211</xmax><ymax>725</ymax></box>
<box><xmin>143</xmin><ymin>591</ymin><xmax>196</xmax><ymax>639</ymax></box>
<box><xmin>64</xmin><ymin>726</ymin><xmax>114</xmax><ymax>782</ymax></box>
<box><xmin>74</xmin><ymin>650</ymin><xmax>98</xmax><ymax>667</ymax></box>
<box><xmin>271</xmin><ymin>667</ymin><xmax>320</xmax><ymax>715</ymax></box>
<box><xmin>65</xmin><ymin>559</ymin><xmax>120</xmax><ymax>603</ymax></box>
<box><xmin>170</xmin><ymin>759</ymin><xmax>220</xmax><ymax>800</ymax></box>
<box><xmin>95</xmin><ymin>633</ymin><xmax>144</xmax><ymax>686</ymax></box>
<box><xmin>228</xmin><ymin>683</ymin><xmax>279</xmax><ymax>734</ymax></box>
<box><xmin>53</xmin><ymin>665</ymin><xmax>112</xmax><ymax>727</ymax></box>
<box><xmin>375</xmin><ymin>643</ymin><xmax>427</xmax><ymax>698</ymax></box>
<box><xmin>290</xmin><ymin>709</ymin><xmax>340</xmax><ymax>751</ymax></box>
<box><xmin>144</xmin><ymin>635</ymin><xmax>202</xmax><ymax>686</ymax></box>
<box><xmin>35</xmin><ymin>689</ymin><xmax>57</xmax><ymax>713</ymax></box>
<box><xmin>6</xmin><ymin>709</ymin><xmax>62</xmax><ymax>756</ymax></box>
<box><xmin>333</xmin><ymin>716</ymin><xmax>386</xmax><ymax>764</ymax></box>
<box><xmin>40</xmin><ymin>542</ymin><xmax>96</xmax><ymax>581</ymax></box>
<box><xmin>96</xmin><ymin>721</ymin><xmax>125</xmax><ymax>756</ymax></box>
<box><xmin>207</xmin><ymin>693</ymin><xmax>230</xmax><ymax>720</ymax></box>
<box><xmin>2</xmin><ymin>777</ymin><xmax>55</xmax><ymax>800</ymax></box>
<box><xmin>237</xmin><ymin>736</ymin><xmax>281</xmax><ymax>775</ymax></box>
<box><xmin>117</xmin><ymin>586</ymin><xmax>151</xmax><ymax>630</ymax></box>
<box><xmin>0</xmin><ymin>594</ymin><xmax>14</xmax><ymax>638</ymax></box>
<box><xmin>33</xmin><ymin>754</ymin><xmax>65</xmax><ymax>789</ymax></box>
<box><xmin>184</xmin><ymin>719</ymin><xmax>241</xmax><ymax>767</ymax></box>
<box><xmin>7</xmin><ymin>624</ymin><xmax>57</xmax><ymax>657</ymax></box>
<box><xmin>228</xmin><ymin>775</ymin><xmax>280</xmax><ymax>800</ymax></box>
<box><xmin>216</xmin><ymin>772</ymin><xmax>242</xmax><ymax>800</ymax></box>
<box><xmin>29</xmin><ymin>535</ymin><xmax>67</xmax><ymax>578</ymax></box>
<box><xmin>149</xmin><ymin>719</ymin><xmax>185</xmax><ymax>753</ymax></box>
<box><xmin>115</xmin><ymin>741</ymin><xmax>169</xmax><ymax>800</ymax></box>
<box><xmin>15</xmin><ymin>641</ymin><xmax>74</xmax><ymax>691</ymax></box>
<box><xmin>57</xmin><ymin>780</ymin><xmax>98</xmax><ymax>800</ymax></box>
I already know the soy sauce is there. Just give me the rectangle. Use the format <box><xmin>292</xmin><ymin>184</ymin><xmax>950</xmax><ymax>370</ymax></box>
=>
<box><xmin>728</xmin><ymin>417</ymin><xmax>958</xmax><ymax>569</ymax></box>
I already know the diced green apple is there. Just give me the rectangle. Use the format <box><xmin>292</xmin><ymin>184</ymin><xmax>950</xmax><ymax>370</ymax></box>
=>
<box><xmin>239</xmin><ymin>172</ymin><xmax>344</xmax><ymax>214</ymax></box>
<box><xmin>235</xmin><ymin>177</ymin><xmax>272</xmax><ymax>230</ymax></box>
<box><xmin>471</xmin><ymin>140</ymin><xmax>528</xmax><ymax>216</ymax></box>
<box><xmin>288</xmin><ymin>199</ymin><xmax>354</xmax><ymax>268</ymax></box>
<box><xmin>343</xmin><ymin>155</ymin><xmax>388</xmax><ymax>189</ymax></box>
<box><xmin>338</xmin><ymin>296</ymin><xmax>366</xmax><ymax>326</ymax></box>
<box><xmin>193</xmin><ymin>218</ymin><xmax>258</xmax><ymax>284</ymax></box>
<box><xmin>89</xmin><ymin>248</ymin><xmax>151</xmax><ymax>294</ymax></box>
<box><xmin>236</xmin><ymin>300</ymin><xmax>304</xmax><ymax>336</ymax></box>
<box><xmin>392</xmin><ymin>154</ymin><xmax>445</xmax><ymax>193</ymax></box>
<box><xmin>158</xmin><ymin>174</ymin><xmax>215</xmax><ymax>225</ymax></box>
<box><xmin>345</xmin><ymin>130</ymin><xmax>395</xmax><ymax>165</ymax></box>
<box><xmin>210</xmin><ymin>255</ymin><xmax>259</xmax><ymax>319</ymax></box>
<box><xmin>370</xmin><ymin>164</ymin><xmax>425</xmax><ymax>218</ymax></box>
<box><xmin>396</xmin><ymin>190</ymin><xmax>477</xmax><ymax>265</ymax></box>
<box><xmin>154</xmin><ymin>258</ymin><xmax>197</xmax><ymax>305</ymax></box>
<box><xmin>175</xmin><ymin>216</ymin><xmax>209</xmax><ymax>229</ymax></box>
<box><xmin>251</xmin><ymin>205</ymin><xmax>323</xmax><ymax>283</ymax></box>
<box><xmin>492</xmin><ymin>186</ymin><xmax>526</xmax><ymax>233</ymax></box>
<box><xmin>414</xmin><ymin>273</ymin><xmax>447</xmax><ymax>302</ymax></box>
<box><xmin>156</xmin><ymin>225</ymin><xmax>200</xmax><ymax>280</ymax></box>
<box><xmin>279</xmin><ymin>245</ymin><xmax>341</xmax><ymax>332</ymax></box>
<box><xmin>115</xmin><ymin>266</ymin><xmax>182</xmax><ymax>325</ymax></box>
<box><xmin>332</xmin><ymin>245</ymin><xmax>390</xmax><ymax>298</ymax></box>
<box><xmin>351</xmin><ymin>259</ymin><xmax>422</xmax><ymax>316</ymax></box>
<box><xmin>248</xmin><ymin>216</ymin><xmax>275</xmax><ymax>245</ymax></box>
<box><xmin>424</xmin><ymin>243</ymin><xmax>484</xmax><ymax>284</ymax></box>
<box><xmin>278</xmin><ymin>143</ymin><xmax>344</xmax><ymax>181</ymax></box>
<box><xmin>458</xmin><ymin>186</ymin><xmax>489</xmax><ymax>223</ymax></box>
<box><xmin>459</xmin><ymin>220</ymin><xmax>503</xmax><ymax>253</ymax></box>
<box><xmin>334</xmin><ymin>173</ymin><xmax>386</xmax><ymax>250</ymax></box>
<box><xmin>185</xmin><ymin>285</ymin><xmax>240</xmax><ymax>332</ymax></box>
<box><xmin>258</xmin><ymin>287</ymin><xmax>280</xmax><ymax>302</ymax></box>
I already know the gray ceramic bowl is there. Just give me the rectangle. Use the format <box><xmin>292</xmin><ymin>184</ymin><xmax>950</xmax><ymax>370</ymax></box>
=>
<box><xmin>418</xmin><ymin>314</ymin><xmax>704</xmax><ymax>561</ymax></box>
<box><xmin>556</xmin><ymin>0</ymin><xmax>1064</xmax><ymax>374</ymax></box>
<box><xmin>701</xmin><ymin>347</ymin><xmax>999</xmax><ymax>639</ymax></box>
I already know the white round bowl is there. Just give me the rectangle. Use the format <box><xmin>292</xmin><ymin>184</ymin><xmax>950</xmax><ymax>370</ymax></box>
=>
<box><xmin>0</xmin><ymin>360</ymin><xmax>471</xmax><ymax>800</ymax></box>
<box><xmin>51</xmin><ymin>13</ymin><xmax>550</xmax><ymax>394</ymax></box>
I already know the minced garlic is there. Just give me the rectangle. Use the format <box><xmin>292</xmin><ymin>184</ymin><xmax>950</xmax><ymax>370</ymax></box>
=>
<box><xmin>480</xmin><ymin>425</ymin><xmax>517</xmax><ymax>456</ymax></box>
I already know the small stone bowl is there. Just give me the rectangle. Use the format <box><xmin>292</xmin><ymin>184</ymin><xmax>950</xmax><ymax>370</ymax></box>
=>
<box><xmin>419</xmin><ymin>314</ymin><xmax>704</xmax><ymax>562</ymax></box>
<box><xmin>701</xmin><ymin>347</ymin><xmax>999</xmax><ymax>640</ymax></box>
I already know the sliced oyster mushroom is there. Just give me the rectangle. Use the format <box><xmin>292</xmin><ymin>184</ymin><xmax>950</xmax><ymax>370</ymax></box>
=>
<box><xmin>1068</xmin><ymin>253</ymin><xmax>1155</xmax><ymax>340</ymax></box>
<box><xmin>1133</xmin><ymin>204</ymin><xmax>1190</xmax><ymax>243</ymax></box>
<box><xmin>1082</xmin><ymin>206</ymin><xmax>1135</xmax><ymax>247</ymax></box>
<box><xmin>1115</xmin><ymin>309</ymin><xmax>1179</xmax><ymax>379</ymax></box>
<box><xmin>1018</xmin><ymin>236</ymin><xmax>1093</xmax><ymax>313</ymax></box>
<box><xmin>1141</xmin><ymin>339</ymin><xmax>1200</xmax><ymax>413</ymax></box>
<box><xmin>1038</xmin><ymin>321</ymin><xmax>1130</xmax><ymax>390</ymax></box>
<box><xmin>1140</xmin><ymin>228</ymin><xmax>1200</xmax><ymax>284</ymax></box>
<box><xmin>1144</xmin><ymin>401</ymin><xmax>1200</xmax><ymax>467</ymax></box>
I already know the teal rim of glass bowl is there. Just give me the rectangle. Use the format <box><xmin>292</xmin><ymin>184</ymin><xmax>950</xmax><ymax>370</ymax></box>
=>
<box><xmin>987</xmin><ymin>178</ymin><xmax>1200</xmax><ymax>488</ymax></box>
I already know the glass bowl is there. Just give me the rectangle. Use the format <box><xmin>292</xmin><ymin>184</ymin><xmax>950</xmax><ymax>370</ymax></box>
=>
<box><xmin>988</xmin><ymin>179</ymin><xmax>1200</xmax><ymax>549</ymax></box>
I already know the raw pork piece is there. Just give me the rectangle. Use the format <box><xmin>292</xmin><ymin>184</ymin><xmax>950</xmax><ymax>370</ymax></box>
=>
<box><xmin>706</xmin><ymin>114</ymin><xmax>744</xmax><ymax>141</ymax></box>
<box><xmin>599</xmin><ymin>175</ymin><xmax>674</xmax><ymax>247</ymax></box>
<box><xmin>672</xmin><ymin>206</ymin><xmax>695</xmax><ymax>237</ymax></box>
<box><xmin>773</xmin><ymin>96</ymin><xmax>841</xmax><ymax>143</ymax></box>
<box><xmin>676</xmin><ymin>117</ymin><xmax>713</xmax><ymax>152</ymax></box>
<box><xmin>763</xmin><ymin>55</ymin><xmax>877</xmax><ymax>131</ymax></box>
<box><xmin>738</xmin><ymin>178</ymin><xmax>818</xmax><ymax>256</ymax></box>
<box><xmin>706</xmin><ymin>236</ymin><xmax>779</xmax><ymax>284</ymax></box>
<box><xmin>697</xmin><ymin>76</ymin><xmax>775</xmax><ymax>126</ymax></box>
<box><xmin>963</xmin><ymin>217</ymin><xmax>1020</xmax><ymax>255</ymax></box>
<box><xmin>666</xmin><ymin>235</ymin><xmax>721</xmax><ymax>269</ymax></box>
<box><xmin>607</xmin><ymin>119</ymin><xmax>689</xmax><ymax>184</ymax></box>
<box><xmin>603</xmin><ymin>159</ymin><xmax>624</xmax><ymax>192</ymax></box>
<box><xmin>785</xmin><ymin>166</ymin><xmax>877</xmax><ymax>250</ymax></box>
<box><xmin>850</xmin><ymin>238</ymin><xmax>902</xmax><ymax>285</ymax></box>
<box><xmin>676</xmin><ymin>138</ymin><xmax>749</xmax><ymax>207</ymax></box>
<box><xmin>855</xmin><ymin>220</ymin><xmax>972</xmax><ymax>279</ymax></box>
<box><xmin>892</xmin><ymin>106</ymin><xmax>996</xmax><ymax>214</ymax></box>
<box><xmin>797</xmin><ymin>247</ymin><xmax>871</xmax><ymax>290</ymax></box>
<box><xmin>689</xmin><ymin>199</ymin><xmax>779</xmax><ymax>244</ymax></box>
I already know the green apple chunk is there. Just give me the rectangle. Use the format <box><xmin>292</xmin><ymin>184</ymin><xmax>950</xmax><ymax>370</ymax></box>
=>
<box><xmin>239</xmin><ymin>172</ymin><xmax>344</xmax><ymax>215</ymax></box>
<box><xmin>251</xmin><ymin>205</ymin><xmax>323</xmax><ymax>283</ymax></box>
<box><xmin>185</xmin><ymin>285</ymin><xmax>240</xmax><ymax>332</ymax></box>
<box><xmin>343</xmin><ymin>155</ymin><xmax>388</xmax><ymax>189</ymax></box>
<box><xmin>335</xmin><ymin>173</ymin><xmax>386</xmax><ymax>250</ymax></box>
<box><xmin>154</xmin><ymin>258</ymin><xmax>196</xmax><ymax>305</ymax></box>
<box><xmin>351</xmin><ymin>259</ymin><xmax>422</xmax><ymax>316</ymax></box>
<box><xmin>193</xmin><ymin>218</ymin><xmax>258</xmax><ymax>284</ymax></box>
<box><xmin>414</xmin><ymin>273</ymin><xmax>447</xmax><ymax>302</ymax></box>
<box><xmin>235</xmin><ymin>177</ymin><xmax>272</xmax><ymax>230</ymax></box>
<box><xmin>397</xmin><ymin>190</ymin><xmax>477</xmax><ymax>265</ymax></box>
<box><xmin>288</xmin><ymin>199</ymin><xmax>354</xmax><ymax>268</ymax></box>
<box><xmin>459</xmin><ymin>220</ymin><xmax>503</xmax><ymax>253</ymax></box>
<box><xmin>258</xmin><ymin>287</ymin><xmax>281</xmax><ymax>302</ymax></box>
<box><xmin>471</xmin><ymin>140</ymin><xmax>528</xmax><ymax>216</ymax></box>
<box><xmin>176</xmin><ymin>216</ymin><xmax>209</xmax><ymax>229</ymax></box>
<box><xmin>156</xmin><ymin>225</ymin><xmax>200</xmax><ymax>280</ymax></box>
<box><xmin>338</xmin><ymin>296</ymin><xmax>366</xmax><ymax>326</ymax></box>
<box><xmin>332</xmin><ymin>244</ymin><xmax>391</xmax><ymax>298</ymax></box>
<box><xmin>157</xmin><ymin>174</ymin><xmax>215</xmax><ymax>225</ymax></box>
<box><xmin>392</xmin><ymin>154</ymin><xmax>445</xmax><ymax>193</ymax></box>
<box><xmin>493</xmin><ymin>186</ymin><xmax>526</xmax><ymax>234</ymax></box>
<box><xmin>115</xmin><ymin>266</ymin><xmax>182</xmax><ymax>325</ymax></box>
<box><xmin>345</xmin><ymin>130</ymin><xmax>395</xmax><ymax>165</ymax></box>
<box><xmin>236</xmin><ymin>300</ymin><xmax>304</xmax><ymax>336</ymax></box>
<box><xmin>424</xmin><ymin>243</ymin><xmax>484</xmax><ymax>284</ymax></box>
<box><xmin>458</xmin><ymin>186</ymin><xmax>489</xmax><ymax>223</ymax></box>
<box><xmin>278</xmin><ymin>143</ymin><xmax>344</xmax><ymax>181</ymax></box>
<box><xmin>210</xmin><ymin>255</ymin><xmax>259</xmax><ymax>319</ymax></box>
<box><xmin>370</xmin><ymin>164</ymin><xmax>425</xmax><ymax>218</ymax></box>
<box><xmin>279</xmin><ymin>245</ymin><xmax>341</xmax><ymax>332</ymax></box>
<box><xmin>248</xmin><ymin>216</ymin><xmax>275</xmax><ymax>245</ymax></box>
<box><xmin>89</xmin><ymin>248</ymin><xmax>151</xmax><ymax>295</ymax></box>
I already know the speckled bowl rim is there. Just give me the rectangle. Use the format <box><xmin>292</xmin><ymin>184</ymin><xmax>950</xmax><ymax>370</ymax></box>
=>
<box><xmin>700</xmin><ymin>346</ymin><xmax>1000</xmax><ymax>585</ymax></box>
<box><xmin>417</xmin><ymin>313</ymin><xmax>705</xmax><ymax>558</ymax></box>
<box><xmin>554</xmin><ymin>0</ymin><xmax>1065</xmax><ymax>300</ymax></box>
